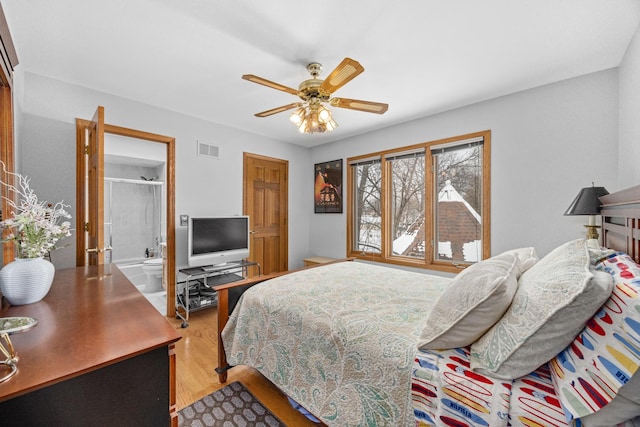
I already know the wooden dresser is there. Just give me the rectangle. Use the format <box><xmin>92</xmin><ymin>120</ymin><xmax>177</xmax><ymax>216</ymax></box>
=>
<box><xmin>0</xmin><ymin>265</ymin><xmax>181</xmax><ymax>426</ymax></box>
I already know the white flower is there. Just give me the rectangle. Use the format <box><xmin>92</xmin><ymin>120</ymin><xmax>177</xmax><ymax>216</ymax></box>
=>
<box><xmin>0</xmin><ymin>162</ymin><xmax>72</xmax><ymax>259</ymax></box>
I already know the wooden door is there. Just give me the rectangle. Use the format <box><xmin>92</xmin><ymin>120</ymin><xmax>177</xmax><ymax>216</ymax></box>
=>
<box><xmin>243</xmin><ymin>153</ymin><xmax>288</xmax><ymax>275</ymax></box>
<box><xmin>86</xmin><ymin>106</ymin><xmax>106</xmax><ymax>265</ymax></box>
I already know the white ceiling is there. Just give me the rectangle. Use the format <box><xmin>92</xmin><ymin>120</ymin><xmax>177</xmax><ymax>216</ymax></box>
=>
<box><xmin>2</xmin><ymin>0</ymin><xmax>639</xmax><ymax>148</ymax></box>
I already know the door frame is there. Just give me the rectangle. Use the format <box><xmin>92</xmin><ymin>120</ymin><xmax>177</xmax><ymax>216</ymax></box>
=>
<box><xmin>76</xmin><ymin>119</ymin><xmax>176</xmax><ymax>317</ymax></box>
<box><xmin>0</xmin><ymin>4</ymin><xmax>17</xmax><ymax>265</ymax></box>
<box><xmin>0</xmin><ymin>85</ymin><xmax>14</xmax><ymax>266</ymax></box>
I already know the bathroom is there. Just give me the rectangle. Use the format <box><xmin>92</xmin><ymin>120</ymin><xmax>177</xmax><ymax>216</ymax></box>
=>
<box><xmin>105</xmin><ymin>134</ymin><xmax>167</xmax><ymax>315</ymax></box>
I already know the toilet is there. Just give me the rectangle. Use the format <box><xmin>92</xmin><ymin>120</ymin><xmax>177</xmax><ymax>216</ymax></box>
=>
<box><xmin>142</xmin><ymin>258</ymin><xmax>164</xmax><ymax>293</ymax></box>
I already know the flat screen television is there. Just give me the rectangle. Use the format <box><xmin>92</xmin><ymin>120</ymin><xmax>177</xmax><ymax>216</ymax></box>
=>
<box><xmin>187</xmin><ymin>216</ymin><xmax>250</xmax><ymax>268</ymax></box>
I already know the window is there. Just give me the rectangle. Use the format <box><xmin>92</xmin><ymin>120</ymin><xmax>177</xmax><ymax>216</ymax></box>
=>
<box><xmin>388</xmin><ymin>149</ymin><xmax>426</xmax><ymax>259</ymax></box>
<box><xmin>351</xmin><ymin>158</ymin><xmax>382</xmax><ymax>253</ymax></box>
<box><xmin>347</xmin><ymin>131</ymin><xmax>490</xmax><ymax>273</ymax></box>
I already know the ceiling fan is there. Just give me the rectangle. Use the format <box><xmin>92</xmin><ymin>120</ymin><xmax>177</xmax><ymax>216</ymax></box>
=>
<box><xmin>242</xmin><ymin>58</ymin><xmax>388</xmax><ymax>134</ymax></box>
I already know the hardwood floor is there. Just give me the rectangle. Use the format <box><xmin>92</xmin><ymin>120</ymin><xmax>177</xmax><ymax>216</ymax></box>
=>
<box><xmin>168</xmin><ymin>308</ymin><xmax>321</xmax><ymax>426</ymax></box>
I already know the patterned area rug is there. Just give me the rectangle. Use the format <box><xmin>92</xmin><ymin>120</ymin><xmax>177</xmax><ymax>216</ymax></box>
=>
<box><xmin>178</xmin><ymin>381</ymin><xmax>285</xmax><ymax>427</ymax></box>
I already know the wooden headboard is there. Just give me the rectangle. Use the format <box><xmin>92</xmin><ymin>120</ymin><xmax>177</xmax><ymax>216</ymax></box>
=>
<box><xmin>600</xmin><ymin>184</ymin><xmax>640</xmax><ymax>264</ymax></box>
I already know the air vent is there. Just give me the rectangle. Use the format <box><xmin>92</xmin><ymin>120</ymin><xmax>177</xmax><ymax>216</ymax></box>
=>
<box><xmin>197</xmin><ymin>141</ymin><xmax>220</xmax><ymax>159</ymax></box>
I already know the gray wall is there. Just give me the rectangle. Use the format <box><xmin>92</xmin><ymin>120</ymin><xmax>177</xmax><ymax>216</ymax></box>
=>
<box><xmin>619</xmin><ymin>23</ymin><xmax>640</xmax><ymax>189</ymax></box>
<box><xmin>309</xmin><ymin>69</ymin><xmax>619</xmax><ymax>260</ymax></box>
<box><xmin>13</xmin><ymin>72</ymin><xmax>310</xmax><ymax>269</ymax></box>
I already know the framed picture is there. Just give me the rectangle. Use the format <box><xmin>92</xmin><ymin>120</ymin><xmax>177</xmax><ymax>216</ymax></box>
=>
<box><xmin>314</xmin><ymin>159</ymin><xmax>343</xmax><ymax>213</ymax></box>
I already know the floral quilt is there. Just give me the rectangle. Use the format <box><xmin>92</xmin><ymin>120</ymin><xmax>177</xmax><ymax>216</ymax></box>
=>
<box><xmin>222</xmin><ymin>261</ymin><xmax>451</xmax><ymax>427</ymax></box>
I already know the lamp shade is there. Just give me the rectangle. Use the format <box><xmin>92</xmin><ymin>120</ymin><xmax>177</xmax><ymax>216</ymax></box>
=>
<box><xmin>564</xmin><ymin>185</ymin><xmax>609</xmax><ymax>216</ymax></box>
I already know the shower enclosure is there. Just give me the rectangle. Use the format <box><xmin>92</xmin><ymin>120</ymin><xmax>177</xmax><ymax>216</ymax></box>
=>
<box><xmin>104</xmin><ymin>163</ymin><xmax>165</xmax><ymax>265</ymax></box>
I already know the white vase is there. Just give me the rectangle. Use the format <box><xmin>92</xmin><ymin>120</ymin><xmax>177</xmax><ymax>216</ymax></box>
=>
<box><xmin>0</xmin><ymin>257</ymin><xmax>55</xmax><ymax>305</ymax></box>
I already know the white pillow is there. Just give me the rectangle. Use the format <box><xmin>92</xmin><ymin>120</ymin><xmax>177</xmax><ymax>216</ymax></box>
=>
<box><xmin>470</xmin><ymin>239</ymin><xmax>613</xmax><ymax>380</ymax></box>
<box><xmin>499</xmin><ymin>247</ymin><xmax>538</xmax><ymax>273</ymax></box>
<box><xmin>418</xmin><ymin>251</ymin><xmax>520</xmax><ymax>350</ymax></box>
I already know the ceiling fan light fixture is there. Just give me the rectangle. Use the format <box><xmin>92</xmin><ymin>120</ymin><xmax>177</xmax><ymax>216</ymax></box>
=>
<box><xmin>289</xmin><ymin>107</ymin><xmax>305</xmax><ymax>125</ymax></box>
<box><xmin>317</xmin><ymin>105</ymin><xmax>332</xmax><ymax>123</ymax></box>
<box><xmin>290</xmin><ymin>102</ymin><xmax>338</xmax><ymax>134</ymax></box>
<box><xmin>297</xmin><ymin>119</ymin><xmax>307</xmax><ymax>133</ymax></box>
<box><xmin>307</xmin><ymin>109</ymin><xmax>321</xmax><ymax>132</ymax></box>
<box><xmin>325</xmin><ymin>118</ymin><xmax>338</xmax><ymax>132</ymax></box>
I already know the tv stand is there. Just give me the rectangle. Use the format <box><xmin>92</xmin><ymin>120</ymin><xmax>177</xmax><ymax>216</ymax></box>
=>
<box><xmin>202</xmin><ymin>263</ymin><xmax>228</xmax><ymax>271</ymax></box>
<box><xmin>175</xmin><ymin>260</ymin><xmax>260</xmax><ymax>328</ymax></box>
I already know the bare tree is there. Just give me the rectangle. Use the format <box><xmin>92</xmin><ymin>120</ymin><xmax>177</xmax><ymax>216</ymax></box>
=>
<box><xmin>352</xmin><ymin>146</ymin><xmax>481</xmax><ymax>257</ymax></box>
<box><xmin>354</xmin><ymin>163</ymin><xmax>382</xmax><ymax>252</ymax></box>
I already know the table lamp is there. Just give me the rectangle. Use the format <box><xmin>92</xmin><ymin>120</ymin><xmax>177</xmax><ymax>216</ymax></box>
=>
<box><xmin>564</xmin><ymin>183</ymin><xmax>609</xmax><ymax>240</ymax></box>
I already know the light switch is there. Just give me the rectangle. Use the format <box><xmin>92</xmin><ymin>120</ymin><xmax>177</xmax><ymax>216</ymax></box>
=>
<box><xmin>180</xmin><ymin>214</ymin><xmax>189</xmax><ymax>226</ymax></box>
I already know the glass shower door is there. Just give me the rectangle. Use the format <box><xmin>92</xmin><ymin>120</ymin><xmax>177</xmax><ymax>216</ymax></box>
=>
<box><xmin>105</xmin><ymin>178</ymin><xmax>164</xmax><ymax>264</ymax></box>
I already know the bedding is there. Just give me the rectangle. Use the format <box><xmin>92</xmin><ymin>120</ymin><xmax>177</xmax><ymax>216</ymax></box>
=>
<box><xmin>413</xmin><ymin>346</ymin><xmax>569</xmax><ymax>426</ymax></box>
<box><xmin>222</xmin><ymin>261</ymin><xmax>451</xmax><ymax>426</ymax></box>
<box><xmin>550</xmin><ymin>252</ymin><xmax>640</xmax><ymax>425</ymax></box>
<box><xmin>221</xmin><ymin>246</ymin><xmax>640</xmax><ymax>427</ymax></box>
<box><xmin>418</xmin><ymin>250</ymin><xmax>522</xmax><ymax>350</ymax></box>
<box><xmin>471</xmin><ymin>239</ymin><xmax>613</xmax><ymax>380</ymax></box>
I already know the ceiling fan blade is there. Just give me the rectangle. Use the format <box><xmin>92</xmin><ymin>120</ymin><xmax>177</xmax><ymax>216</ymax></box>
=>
<box><xmin>242</xmin><ymin>74</ymin><xmax>299</xmax><ymax>95</ymax></box>
<box><xmin>319</xmin><ymin>58</ymin><xmax>365</xmax><ymax>94</ymax></box>
<box><xmin>254</xmin><ymin>103</ymin><xmax>301</xmax><ymax>117</ymax></box>
<box><xmin>330</xmin><ymin>98</ymin><xmax>389</xmax><ymax>114</ymax></box>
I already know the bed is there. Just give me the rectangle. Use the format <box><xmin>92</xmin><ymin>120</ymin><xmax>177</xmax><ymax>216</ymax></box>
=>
<box><xmin>215</xmin><ymin>184</ymin><xmax>640</xmax><ymax>427</ymax></box>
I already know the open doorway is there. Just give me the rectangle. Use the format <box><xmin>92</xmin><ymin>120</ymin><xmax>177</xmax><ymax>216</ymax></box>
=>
<box><xmin>104</xmin><ymin>134</ymin><xmax>168</xmax><ymax>314</ymax></box>
<box><xmin>76</xmin><ymin>111</ymin><xmax>176</xmax><ymax>317</ymax></box>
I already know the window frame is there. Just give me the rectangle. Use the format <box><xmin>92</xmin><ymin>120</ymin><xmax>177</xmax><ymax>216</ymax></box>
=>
<box><xmin>346</xmin><ymin>130</ymin><xmax>491</xmax><ymax>273</ymax></box>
